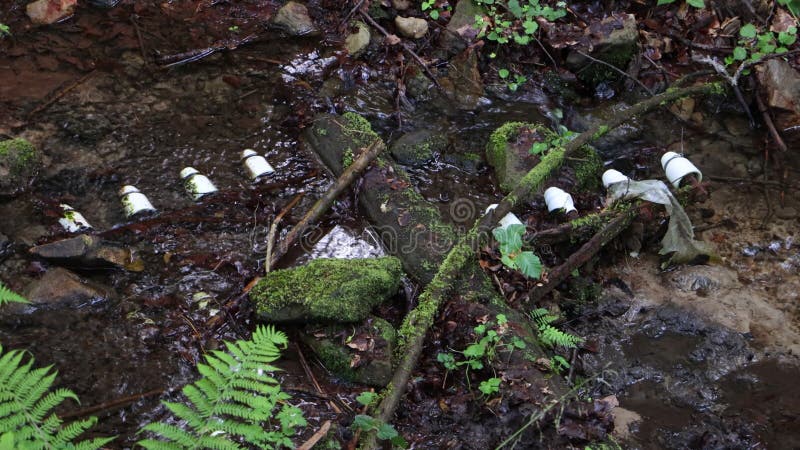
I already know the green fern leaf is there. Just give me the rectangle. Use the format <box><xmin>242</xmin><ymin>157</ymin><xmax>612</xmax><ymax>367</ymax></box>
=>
<box><xmin>137</xmin><ymin>325</ymin><xmax>303</xmax><ymax>449</ymax></box>
<box><xmin>0</xmin><ymin>283</ymin><xmax>27</xmax><ymax>307</ymax></box>
<box><xmin>0</xmin><ymin>345</ymin><xmax>114</xmax><ymax>449</ymax></box>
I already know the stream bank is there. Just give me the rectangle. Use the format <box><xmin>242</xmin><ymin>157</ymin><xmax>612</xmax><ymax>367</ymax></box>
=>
<box><xmin>1</xmin><ymin>0</ymin><xmax>800</xmax><ymax>448</ymax></box>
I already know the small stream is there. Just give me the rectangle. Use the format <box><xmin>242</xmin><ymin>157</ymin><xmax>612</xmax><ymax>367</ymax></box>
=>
<box><xmin>2</xmin><ymin>2</ymin><xmax>800</xmax><ymax>448</ymax></box>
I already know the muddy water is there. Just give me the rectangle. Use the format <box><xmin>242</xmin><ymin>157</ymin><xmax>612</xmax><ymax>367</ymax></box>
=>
<box><xmin>1</xmin><ymin>3</ymin><xmax>800</xmax><ymax>449</ymax></box>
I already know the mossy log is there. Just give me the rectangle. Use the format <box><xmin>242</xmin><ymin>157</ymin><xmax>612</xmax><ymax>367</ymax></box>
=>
<box><xmin>303</xmin><ymin>113</ymin><xmax>457</xmax><ymax>285</ymax></box>
<box><xmin>364</xmin><ymin>82</ymin><xmax>725</xmax><ymax>449</ymax></box>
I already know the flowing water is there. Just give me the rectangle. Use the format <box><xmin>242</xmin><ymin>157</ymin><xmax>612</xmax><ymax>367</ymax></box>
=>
<box><xmin>1</xmin><ymin>2</ymin><xmax>800</xmax><ymax>448</ymax></box>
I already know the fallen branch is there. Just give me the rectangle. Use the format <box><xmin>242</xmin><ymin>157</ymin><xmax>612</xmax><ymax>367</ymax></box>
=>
<box><xmin>297</xmin><ymin>420</ymin><xmax>332</xmax><ymax>450</ymax></box>
<box><xmin>363</xmin><ymin>81</ymin><xmax>723</xmax><ymax>449</ymax></box>
<box><xmin>268</xmin><ymin>138</ymin><xmax>384</xmax><ymax>270</ymax></box>
<box><xmin>359</xmin><ymin>10</ymin><xmax>442</xmax><ymax>89</ymax></box>
<box><xmin>528</xmin><ymin>208</ymin><xmax>638</xmax><ymax>303</ymax></box>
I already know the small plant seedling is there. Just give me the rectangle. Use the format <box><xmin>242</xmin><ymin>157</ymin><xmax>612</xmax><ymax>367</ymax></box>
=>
<box><xmin>356</xmin><ymin>391</ymin><xmax>377</xmax><ymax>407</ymax></box>
<box><xmin>493</xmin><ymin>224</ymin><xmax>543</xmax><ymax>279</ymax></box>
<box><xmin>352</xmin><ymin>415</ymin><xmax>408</xmax><ymax>448</ymax></box>
<box><xmin>0</xmin><ymin>23</ymin><xmax>10</xmax><ymax>38</ymax></box>
<box><xmin>478</xmin><ymin>377</ymin><xmax>502</xmax><ymax>396</ymax></box>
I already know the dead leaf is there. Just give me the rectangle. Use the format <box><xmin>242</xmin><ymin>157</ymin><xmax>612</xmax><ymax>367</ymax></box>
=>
<box><xmin>384</xmin><ymin>34</ymin><xmax>402</xmax><ymax>46</ymax></box>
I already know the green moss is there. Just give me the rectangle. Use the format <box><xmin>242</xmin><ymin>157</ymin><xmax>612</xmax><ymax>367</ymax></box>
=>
<box><xmin>568</xmin><ymin>212</ymin><xmax>607</xmax><ymax>230</ymax></box>
<box><xmin>513</xmin><ymin>147</ymin><xmax>566</xmax><ymax>195</ymax></box>
<box><xmin>342</xmin><ymin>112</ymin><xmax>381</xmax><ymax>149</ymax></box>
<box><xmin>316</xmin><ymin>127</ymin><xmax>328</xmax><ymax>136</ymax></box>
<box><xmin>342</xmin><ymin>148</ymin><xmax>355</xmax><ymax>167</ymax></box>
<box><xmin>572</xmin><ymin>145</ymin><xmax>603</xmax><ymax>192</ymax></box>
<box><xmin>251</xmin><ymin>257</ymin><xmax>403</xmax><ymax>323</ymax></box>
<box><xmin>486</xmin><ymin>122</ymin><xmax>527</xmax><ymax>175</ymax></box>
<box><xmin>0</xmin><ymin>138</ymin><xmax>39</xmax><ymax>175</ymax></box>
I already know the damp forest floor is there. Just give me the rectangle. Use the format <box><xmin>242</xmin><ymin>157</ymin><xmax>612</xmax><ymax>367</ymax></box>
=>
<box><xmin>1</xmin><ymin>1</ymin><xmax>800</xmax><ymax>449</ymax></box>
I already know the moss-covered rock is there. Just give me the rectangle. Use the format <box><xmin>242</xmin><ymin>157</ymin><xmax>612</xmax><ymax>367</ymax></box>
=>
<box><xmin>0</xmin><ymin>138</ymin><xmax>41</xmax><ymax>197</ymax></box>
<box><xmin>390</xmin><ymin>129</ymin><xmax>447</xmax><ymax>166</ymax></box>
<box><xmin>251</xmin><ymin>257</ymin><xmax>403</xmax><ymax>323</ymax></box>
<box><xmin>300</xmin><ymin>316</ymin><xmax>396</xmax><ymax>387</ymax></box>
<box><xmin>486</xmin><ymin>122</ymin><xmax>558</xmax><ymax>193</ymax></box>
<box><xmin>486</xmin><ymin>122</ymin><xmax>602</xmax><ymax>194</ymax></box>
<box><xmin>303</xmin><ymin>113</ymin><xmax>457</xmax><ymax>285</ymax></box>
<box><xmin>565</xmin><ymin>14</ymin><xmax>638</xmax><ymax>86</ymax></box>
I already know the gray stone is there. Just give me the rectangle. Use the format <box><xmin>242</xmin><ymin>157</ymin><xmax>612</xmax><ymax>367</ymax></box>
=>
<box><xmin>272</xmin><ymin>1</ymin><xmax>318</xmax><ymax>36</ymax></box>
<box><xmin>757</xmin><ymin>59</ymin><xmax>800</xmax><ymax>150</ymax></box>
<box><xmin>394</xmin><ymin>16</ymin><xmax>428</xmax><ymax>39</ymax></box>
<box><xmin>344</xmin><ymin>21</ymin><xmax>371</xmax><ymax>56</ymax></box>
<box><xmin>440</xmin><ymin>0</ymin><xmax>481</xmax><ymax>54</ymax></box>
<box><xmin>566</xmin><ymin>14</ymin><xmax>638</xmax><ymax>84</ymax></box>
<box><xmin>390</xmin><ymin>129</ymin><xmax>447</xmax><ymax>166</ymax></box>
<box><xmin>24</xmin><ymin>267</ymin><xmax>113</xmax><ymax>308</ymax></box>
<box><xmin>392</xmin><ymin>0</ymin><xmax>411</xmax><ymax>10</ymax></box>
<box><xmin>29</xmin><ymin>234</ymin><xmax>143</xmax><ymax>271</ymax></box>
<box><xmin>0</xmin><ymin>138</ymin><xmax>41</xmax><ymax>197</ymax></box>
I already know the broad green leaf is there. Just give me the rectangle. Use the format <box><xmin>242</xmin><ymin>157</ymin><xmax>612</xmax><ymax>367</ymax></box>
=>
<box><xmin>740</xmin><ymin>23</ymin><xmax>757</xmax><ymax>38</ymax></box>
<box><xmin>498</xmin><ymin>68</ymin><xmax>510</xmax><ymax>79</ymax></box>
<box><xmin>656</xmin><ymin>0</ymin><xmax>676</xmax><ymax>5</ymax></box>
<box><xmin>356</xmin><ymin>391</ymin><xmax>377</xmax><ymax>406</ymax></box>
<box><xmin>778</xmin><ymin>31</ymin><xmax>797</xmax><ymax>46</ymax></box>
<box><xmin>515</xmin><ymin>251</ymin><xmax>543</xmax><ymax>279</ymax></box>
<box><xmin>686</xmin><ymin>0</ymin><xmax>705</xmax><ymax>8</ymax></box>
<box><xmin>523</xmin><ymin>20</ymin><xmax>538</xmax><ymax>35</ymax></box>
<box><xmin>508</xmin><ymin>0</ymin><xmax>524</xmax><ymax>17</ymax></box>
<box><xmin>733</xmin><ymin>46</ymin><xmax>747</xmax><ymax>60</ymax></box>
<box><xmin>376</xmin><ymin>423</ymin><xmax>399</xmax><ymax>440</ymax></box>
<box><xmin>352</xmin><ymin>415</ymin><xmax>378</xmax><ymax>431</ymax></box>
<box><xmin>530</xmin><ymin>142</ymin><xmax>549</xmax><ymax>155</ymax></box>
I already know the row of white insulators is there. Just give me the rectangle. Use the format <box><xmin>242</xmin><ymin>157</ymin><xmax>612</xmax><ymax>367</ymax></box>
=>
<box><xmin>492</xmin><ymin>151</ymin><xmax>702</xmax><ymax>229</ymax></box>
<box><xmin>58</xmin><ymin>150</ymin><xmax>276</xmax><ymax>232</ymax></box>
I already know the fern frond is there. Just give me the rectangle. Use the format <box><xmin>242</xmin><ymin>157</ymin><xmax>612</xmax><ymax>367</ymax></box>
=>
<box><xmin>0</xmin><ymin>345</ymin><xmax>113</xmax><ymax>449</ymax></box>
<box><xmin>0</xmin><ymin>282</ymin><xmax>27</xmax><ymax>307</ymax></box>
<box><xmin>137</xmin><ymin>325</ymin><xmax>305</xmax><ymax>449</ymax></box>
<box><xmin>537</xmin><ymin>324</ymin><xmax>583</xmax><ymax>349</ymax></box>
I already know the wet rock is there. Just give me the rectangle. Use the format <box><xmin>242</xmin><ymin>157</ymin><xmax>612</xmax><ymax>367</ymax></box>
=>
<box><xmin>565</xmin><ymin>13</ymin><xmax>638</xmax><ymax>85</ymax></box>
<box><xmin>439</xmin><ymin>0</ymin><xmax>481</xmax><ymax>55</ymax></box>
<box><xmin>24</xmin><ymin>267</ymin><xmax>113</xmax><ymax>308</ymax></box>
<box><xmin>0</xmin><ymin>138</ymin><xmax>41</xmax><ymax>197</ymax></box>
<box><xmin>775</xmin><ymin>206</ymin><xmax>799</xmax><ymax>220</ymax></box>
<box><xmin>303</xmin><ymin>113</ymin><xmax>457</xmax><ymax>284</ymax></box>
<box><xmin>485</xmin><ymin>122</ymin><xmax>601</xmax><ymax>193</ymax></box>
<box><xmin>392</xmin><ymin>0</ymin><xmax>411</xmax><ymax>10</ymax></box>
<box><xmin>565</xmin><ymin>102</ymin><xmax>643</xmax><ymax>153</ymax></box>
<box><xmin>442</xmin><ymin>151</ymin><xmax>483</xmax><ymax>174</ymax></box>
<box><xmin>272</xmin><ymin>1</ymin><xmax>318</xmax><ymax>36</ymax></box>
<box><xmin>29</xmin><ymin>234</ymin><xmax>144</xmax><ymax>271</ymax></box>
<box><xmin>26</xmin><ymin>0</ymin><xmax>77</xmax><ymax>25</ymax></box>
<box><xmin>438</xmin><ymin>49</ymin><xmax>485</xmax><ymax>110</ymax></box>
<box><xmin>395</xmin><ymin>16</ymin><xmax>428</xmax><ymax>39</ymax></box>
<box><xmin>667</xmin><ymin>265</ymin><xmax>738</xmax><ymax>296</ymax></box>
<box><xmin>344</xmin><ymin>21</ymin><xmax>371</xmax><ymax>56</ymax></box>
<box><xmin>300</xmin><ymin>316</ymin><xmax>396</xmax><ymax>386</ymax></box>
<box><xmin>251</xmin><ymin>257</ymin><xmax>403</xmax><ymax>323</ymax></box>
<box><xmin>757</xmin><ymin>59</ymin><xmax>800</xmax><ymax>149</ymax></box>
<box><xmin>390</xmin><ymin>129</ymin><xmax>447</xmax><ymax>166</ymax></box>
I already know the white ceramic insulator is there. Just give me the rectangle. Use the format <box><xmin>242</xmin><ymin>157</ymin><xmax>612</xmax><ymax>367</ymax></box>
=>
<box><xmin>119</xmin><ymin>185</ymin><xmax>156</xmax><ymax>217</ymax></box>
<box><xmin>58</xmin><ymin>204</ymin><xmax>92</xmax><ymax>232</ymax></box>
<box><xmin>241</xmin><ymin>149</ymin><xmax>275</xmax><ymax>180</ymax></box>
<box><xmin>544</xmin><ymin>187</ymin><xmax>577</xmax><ymax>214</ymax></box>
<box><xmin>661</xmin><ymin>152</ymin><xmax>702</xmax><ymax>188</ymax></box>
<box><xmin>180</xmin><ymin>167</ymin><xmax>218</xmax><ymax>200</ymax></box>
<box><xmin>602</xmin><ymin>169</ymin><xmax>629</xmax><ymax>188</ymax></box>
<box><xmin>485</xmin><ymin>204</ymin><xmax>524</xmax><ymax>229</ymax></box>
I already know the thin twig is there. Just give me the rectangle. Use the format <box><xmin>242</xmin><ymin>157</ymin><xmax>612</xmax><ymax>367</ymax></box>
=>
<box><xmin>59</xmin><ymin>388</ymin><xmax>164</xmax><ymax>420</ymax></box>
<box><xmin>130</xmin><ymin>14</ymin><xmax>148</xmax><ymax>64</ymax></box>
<box><xmin>296</xmin><ymin>343</ymin><xmax>342</xmax><ymax>414</ymax></box>
<box><xmin>269</xmin><ymin>139</ymin><xmax>384</xmax><ymax>269</ymax></box>
<box><xmin>298</xmin><ymin>420</ymin><xmax>332</xmax><ymax>450</ymax></box>
<box><xmin>755</xmin><ymin>90</ymin><xmax>788</xmax><ymax>152</ymax></box>
<box><xmin>359</xmin><ymin>10</ymin><xmax>441</xmax><ymax>88</ymax></box>
<box><xmin>26</xmin><ymin>70</ymin><xmax>96</xmax><ymax>119</ymax></box>
<box><xmin>341</xmin><ymin>0</ymin><xmax>366</xmax><ymax>28</ymax></box>
<box><xmin>575</xmin><ymin>50</ymin><xmax>653</xmax><ymax>96</ymax></box>
<box><xmin>265</xmin><ymin>192</ymin><xmax>306</xmax><ymax>274</ymax></box>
